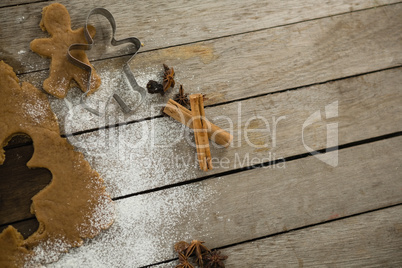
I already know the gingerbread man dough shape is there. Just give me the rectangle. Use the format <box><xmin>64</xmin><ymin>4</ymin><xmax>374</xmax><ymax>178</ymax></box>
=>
<box><xmin>30</xmin><ymin>3</ymin><xmax>101</xmax><ymax>98</ymax></box>
<box><xmin>0</xmin><ymin>61</ymin><xmax>114</xmax><ymax>267</ymax></box>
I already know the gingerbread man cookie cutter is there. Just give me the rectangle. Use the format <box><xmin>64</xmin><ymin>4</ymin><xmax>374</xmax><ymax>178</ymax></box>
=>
<box><xmin>67</xmin><ymin>8</ymin><xmax>146</xmax><ymax>116</ymax></box>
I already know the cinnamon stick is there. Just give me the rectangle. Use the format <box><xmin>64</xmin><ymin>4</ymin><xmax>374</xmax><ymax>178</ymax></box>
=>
<box><xmin>163</xmin><ymin>99</ymin><xmax>233</xmax><ymax>147</ymax></box>
<box><xmin>190</xmin><ymin>94</ymin><xmax>213</xmax><ymax>171</ymax></box>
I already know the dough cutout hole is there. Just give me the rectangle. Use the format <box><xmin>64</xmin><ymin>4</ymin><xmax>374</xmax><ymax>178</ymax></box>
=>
<box><xmin>0</xmin><ymin>59</ymin><xmax>114</xmax><ymax>266</ymax></box>
<box><xmin>0</xmin><ymin>134</ymin><xmax>52</xmax><ymax>239</ymax></box>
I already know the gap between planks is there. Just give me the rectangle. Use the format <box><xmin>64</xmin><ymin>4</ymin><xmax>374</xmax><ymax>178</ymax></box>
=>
<box><xmin>0</xmin><ymin>4</ymin><xmax>400</xmax><ymax>146</ymax></box>
<box><xmin>1</xmin><ymin>0</ymin><xmax>401</xmax><ymax>74</ymax></box>
<box><xmin>32</xmin><ymin>68</ymin><xmax>402</xmax><ymax>197</ymax></box>
<box><xmin>34</xmin><ymin>135</ymin><xmax>402</xmax><ymax>266</ymax></box>
<box><xmin>147</xmin><ymin>204</ymin><xmax>402</xmax><ymax>267</ymax></box>
<box><xmin>0</xmin><ymin>0</ymin><xmax>51</xmax><ymax>9</ymax></box>
<box><xmin>0</xmin><ymin>1</ymin><xmax>402</xmax><ymax>266</ymax></box>
<box><xmin>114</xmin><ymin>131</ymin><xmax>402</xmax><ymax>201</ymax></box>
<box><xmin>7</xmin><ymin>1</ymin><xmax>402</xmax><ymax>78</ymax></box>
<box><xmin>3</xmin><ymin>64</ymin><xmax>402</xmax><ymax>151</ymax></box>
<box><xmin>5</xmin><ymin>64</ymin><xmax>400</xmax><ymax>151</ymax></box>
<box><xmin>1</xmin><ymin>2</ymin><xmax>401</xmax><ymax>141</ymax></box>
<box><xmin>16</xmin><ymin>3</ymin><xmax>402</xmax><ymax>136</ymax></box>
<box><xmin>1</xmin><ymin>67</ymin><xmax>401</xmax><ymax>207</ymax></box>
<box><xmin>2</xmin><ymin>130</ymin><xmax>401</xmax><ymax>228</ymax></box>
<box><xmin>220</xmin><ymin>206</ymin><xmax>402</xmax><ymax>267</ymax></box>
<box><xmin>3</xmin><ymin>135</ymin><xmax>401</xmax><ymax>263</ymax></box>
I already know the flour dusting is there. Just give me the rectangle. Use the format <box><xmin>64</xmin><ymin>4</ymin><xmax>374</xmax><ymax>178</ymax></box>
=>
<box><xmin>25</xmin><ymin>237</ymin><xmax>69</xmax><ymax>267</ymax></box>
<box><xmin>77</xmin><ymin>193</ymin><xmax>116</xmax><ymax>238</ymax></box>
<box><xmin>17</xmin><ymin>56</ymin><xmax>219</xmax><ymax>267</ymax></box>
<box><xmin>48</xmin><ymin>63</ymin><xmax>177</xmax><ymax>135</ymax></box>
<box><xmin>48</xmin><ymin>183</ymin><xmax>217</xmax><ymax>267</ymax></box>
<box><xmin>67</xmin><ymin>115</ymin><xmax>200</xmax><ymax>198</ymax></box>
<box><xmin>23</xmin><ymin>185</ymin><xmax>115</xmax><ymax>267</ymax></box>
<box><xmin>22</xmin><ymin>97</ymin><xmax>48</xmax><ymax>125</ymax></box>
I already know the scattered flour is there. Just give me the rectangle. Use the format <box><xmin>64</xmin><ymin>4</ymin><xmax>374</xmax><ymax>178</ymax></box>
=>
<box><xmin>68</xmin><ymin>115</ymin><xmax>200</xmax><ymax>198</ymax></box>
<box><xmin>26</xmin><ymin>237</ymin><xmax>70</xmax><ymax>267</ymax></box>
<box><xmin>15</xmin><ymin>48</ymin><xmax>220</xmax><ymax>268</ymax></box>
<box><xmin>45</xmin><ymin>61</ymin><xmax>208</xmax><ymax>198</ymax></box>
<box><xmin>77</xmin><ymin>193</ymin><xmax>116</xmax><ymax>238</ymax></box>
<box><xmin>21</xmin><ymin>93</ymin><xmax>51</xmax><ymax>125</ymax></box>
<box><xmin>22</xmin><ymin>102</ymin><xmax>47</xmax><ymax>125</ymax></box>
<box><xmin>48</xmin><ymin>63</ymin><xmax>176</xmax><ymax>135</ymax></box>
<box><xmin>23</xmin><ymin>178</ymin><xmax>115</xmax><ymax>267</ymax></box>
<box><xmin>48</xmin><ymin>183</ymin><xmax>217</xmax><ymax>267</ymax></box>
<box><xmin>38</xmin><ymin>85</ymin><xmax>221</xmax><ymax>266</ymax></box>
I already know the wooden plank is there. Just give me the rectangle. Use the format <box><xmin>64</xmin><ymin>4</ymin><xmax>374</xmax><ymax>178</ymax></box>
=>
<box><xmin>0</xmin><ymin>218</ymin><xmax>38</xmax><ymax>240</ymax></box>
<box><xmin>0</xmin><ymin>140</ymin><xmax>52</xmax><ymax>225</ymax></box>
<box><xmin>2</xmin><ymin>57</ymin><xmax>401</xmax><ymax>226</ymax></box>
<box><xmin>0</xmin><ymin>0</ymin><xmax>399</xmax><ymax>73</ymax></box>
<box><xmin>66</xmin><ymin>67</ymin><xmax>402</xmax><ymax>198</ymax></box>
<box><xmin>38</xmin><ymin>136</ymin><xmax>402</xmax><ymax>267</ymax></box>
<box><xmin>1</xmin><ymin>68</ymin><xmax>400</xmax><ymax>221</ymax></box>
<box><xmin>167</xmin><ymin>206</ymin><xmax>402</xmax><ymax>267</ymax></box>
<box><xmin>0</xmin><ymin>0</ymin><xmax>50</xmax><ymax>8</ymax></box>
<box><xmin>16</xmin><ymin>3</ymin><xmax>402</xmax><ymax>135</ymax></box>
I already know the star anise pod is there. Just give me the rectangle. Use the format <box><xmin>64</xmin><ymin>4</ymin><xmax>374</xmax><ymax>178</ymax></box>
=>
<box><xmin>174</xmin><ymin>85</ymin><xmax>190</xmax><ymax>107</ymax></box>
<box><xmin>146</xmin><ymin>80</ymin><xmax>164</xmax><ymax>95</ymax></box>
<box><xmin>175</xmin><ymin>253</ymin><xmax>194</xmax><ymax>268</ymax></box>
<box><xmin>203</xmin><ymin>250</ymin><xmax>228</xmax><ymax>268</ymax></box>
<box><xmin>174</xmin><ymin>241</ymin><xmax>190</xmax><ymax>254</ymax></box>
<box><xmin>163</xmin><ymin>63</ymin><xmax>175</xmax><ymax>92</ymax></box>
<box><xmin>185</xmin><ymin>240</ymin><xmax>210</xmax><ymax>266</ymax></box>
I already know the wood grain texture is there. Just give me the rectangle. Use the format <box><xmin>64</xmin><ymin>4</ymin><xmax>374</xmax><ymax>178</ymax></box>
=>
<box><xmin>1</xmin><ymin>68</ymin><xmax>400</xmax><ymax>219</ymax></box>
<box><xmin>15</xmin><ymin>3</ymin><xmax>402</xmax><ymax>135</ymax></box>
<box><xmin>0</xmin><ymin>139</ymin><xmax>52</xmax><ymax>225</ymax></box>
<box><xmin>0</xmin><ymin>0</ymin><xmax>49</xmax><ymax>8</ymax></box>
<box><xmin>166</xmin><ymin>206</ymin><xmax>402</xmax><ymax>267</ymax></box>
<box><xmin>3</xmin><ymin>134</ymin><xmax>32</xmax><ymax>150</ymax></box>
<box><xmin>60</xmin><ymin>67</ymin><xmax>402</xmax><ymax>198</ymax></box>
<box><xmin>0</xmin><ymin>1</ymin><xmax>401</xmax><ymax>266</ymax></box>
<box><xmin>0</xmin><ymin>219</ymin><xmax>38</xmax><ymax>240</ymax></box>
<box><xmin>36</xmin><ymin>136</ymin><xmax>402</xmax><ymax>266</ymax></box>
<box><xmin>0</xmin><ymin>0</ymin><xmax>399</xmax><ymax>73</ymax></box>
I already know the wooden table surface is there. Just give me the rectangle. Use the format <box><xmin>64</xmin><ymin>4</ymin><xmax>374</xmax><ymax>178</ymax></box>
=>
<box><xmin>1</xmin><ymin>0</ymin><xmax>402</xmax><ymax>267</ymax></box>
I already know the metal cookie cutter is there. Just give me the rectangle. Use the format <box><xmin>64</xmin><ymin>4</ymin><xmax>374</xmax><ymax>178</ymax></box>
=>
<box><xmin>67</xmin><ymin>8</ymin><xmax>146</xmax><ymax>116</ymax></box>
